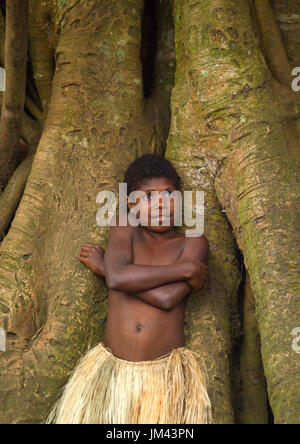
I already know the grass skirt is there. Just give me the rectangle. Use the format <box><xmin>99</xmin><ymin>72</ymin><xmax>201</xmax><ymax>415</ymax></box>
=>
<box><xmin>46</xmin><ymin>341</ymin><xmax>213</xmax><ymax>424</ymax></box>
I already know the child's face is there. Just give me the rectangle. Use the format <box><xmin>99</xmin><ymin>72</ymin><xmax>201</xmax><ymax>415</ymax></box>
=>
<box><xmin>127</xmin><ymin>177</ymin><xmax>180</xmax><ymax>233</ymax></box>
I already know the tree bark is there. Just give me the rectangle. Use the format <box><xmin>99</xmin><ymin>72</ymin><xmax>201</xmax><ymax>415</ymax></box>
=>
<box><xmin>0</xmin><ymin>0</ymin><xmax>299</xmax><ymax>424</ymax></box>
<box><xmin>0</xmin><ymin>9</ymin><xmax>5</xmax><ymax>65</ymax></box>
<box><xmin>272</xmin><ymin>0</ymin><xmax>300</xmax><ymax>144</ymax></box>
<box><xmin>239</xmin><ymin>271</ymin><xmax>268</xmax><ymax>424</ymax></box>
<box><xmin>0</xmin><ymin>0</ymin><xmax>29</xmax><ymax>192</ymax></box>
<box><xmin>166</xmin><ymin>0</ymin><xmax>300</xmax><ymax>424</ymax></box>
<box><xmin>27</xmin><ymin>0</ymin><xmax>57</xmax><ymax>118</ymax></box>
<box><xmin>0</xmin><ymin>0</ymin><xmax>175</xmax><ymax>424</ymax></box>
<box><xmin>254</xmin><ymin>0</ymin><xmax>292</xmax><ymax>87</ymax></box>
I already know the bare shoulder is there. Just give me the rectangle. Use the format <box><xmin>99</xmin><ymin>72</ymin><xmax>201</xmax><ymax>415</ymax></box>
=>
<box><xmin>108</xmin><ymin>212</ymin><xmax>134</xmax><ymax>239</ymax></box>
<box><xmin>105</xmin><ymin>212</ymin><xmax>134</xmax><ymax>264</ymax></box>
<box><xmin>185</xmin><ymin>234</ymin><xmax>209</xmax><ymax>249</ymax></box>
<box><xmin>183</xmin><ymin>234</ymin><xmax>209</xmax><ymax>262</ymax></box>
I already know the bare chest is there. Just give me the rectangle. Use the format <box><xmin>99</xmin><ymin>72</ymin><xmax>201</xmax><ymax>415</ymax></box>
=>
<box><xmin>132</xmin><ymin>230</ymin><xmax>186</xmax><ymax>266</ymax></box>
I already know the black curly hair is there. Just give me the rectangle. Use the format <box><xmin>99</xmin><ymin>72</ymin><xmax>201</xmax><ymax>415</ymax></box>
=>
<box><xmin>124</xmin><ymin>154</ymin><xmax>182</xmax><ymax>195</ymax></box>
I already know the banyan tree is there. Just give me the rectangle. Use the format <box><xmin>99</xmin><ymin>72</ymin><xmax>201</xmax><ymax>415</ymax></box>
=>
<box><xmin>0</xmin><ymin>0</ymin><xmax>299</xmax><ymax>424</ymax></box>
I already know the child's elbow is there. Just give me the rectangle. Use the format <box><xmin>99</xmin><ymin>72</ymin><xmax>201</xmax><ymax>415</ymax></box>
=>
<box><xmin>106</xmin><ymin>273</ymin><xmax>119</xmax><ymax>290</ymax></box>
<box><xmin>161</xmin><ymin>297</ymin><xmax>174</xmax><ymax>312</ymax></box>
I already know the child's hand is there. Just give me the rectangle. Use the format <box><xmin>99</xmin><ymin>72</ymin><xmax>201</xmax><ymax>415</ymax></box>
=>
<box><xmin>79</xmin><ymin>244</ymin><xmax>105</xmax><ymax>277</ymax></box>
<box><xmin>186</xmin><ymin>260</ymin><xmax>208</xmax><ymax>291</ymax></box>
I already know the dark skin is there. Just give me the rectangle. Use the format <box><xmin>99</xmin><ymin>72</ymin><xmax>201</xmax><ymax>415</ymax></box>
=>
<box><xmin>79</xmin><ymin>177</ymin><xmax>209</xmax><ymax>362</ymax></box>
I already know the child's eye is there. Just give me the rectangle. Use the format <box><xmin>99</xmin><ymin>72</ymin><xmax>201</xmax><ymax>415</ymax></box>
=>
<box><xmin>142</xmin><ymin>190</ymin><xmax>173</xmax><ymax>200</ymax></box>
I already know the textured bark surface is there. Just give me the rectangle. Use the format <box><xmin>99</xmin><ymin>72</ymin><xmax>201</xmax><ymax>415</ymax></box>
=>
<box><xmin>272</xmin><ymin>0</ymin><xmax>300</xmax><ymax>142</ymax></box>
<box><xmin>28</xmin><ymin>0</ymin><xmax>57</xmax><ymax>118</ymax></box>
<box><xmin>0</xmin><ymin>0</ymin><xmax>299</xmax><ymax>424</ymax></box>
<box><xmin>166</xmin><ymin>0</ymin><xmax>300</xmax><ymax>424</ymax></box>
<box><xmin>255</xmin><ymin>0</ymin><xmax>292</xmax><ymax>87</ymax></box>
<box><xmin>239</xmin><ymin>271</ymin><xmax>268</xmax><ymax>424</ymax></box>
<box><xmin>0</xmin><ymin>0</ymin><xmax>174</xmax><ymax>424</ymax></box>
<box><xmin>0</xmin><ymin>0</ymin><xmax>29</xmax><ymax>192</ymax></box>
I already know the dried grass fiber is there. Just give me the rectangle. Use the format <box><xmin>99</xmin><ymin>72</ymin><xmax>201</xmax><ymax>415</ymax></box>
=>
<box><xmin>46</xmin><ymin>341</ymin><xmax>213</xmax><ymax>424</ymax></box>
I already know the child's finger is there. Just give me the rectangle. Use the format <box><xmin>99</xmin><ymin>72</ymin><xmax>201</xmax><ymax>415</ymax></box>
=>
<box><xmin>79</xmin><ymin>256</ymin><xmax>89</xmax><ymax>264</ymax></box>
<box><xmin>80</xmin><ymin>248</ymin><xmax>94</xmax><ymax>255</ymax></box>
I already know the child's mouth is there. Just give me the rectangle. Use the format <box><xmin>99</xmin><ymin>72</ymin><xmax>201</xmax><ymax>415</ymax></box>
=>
<box><xmin>153</xmin><ymin>213</ymin><xmax>168</xmax><ymax>218</ymax></box>
<box><xmin>152</xmin><ymin>214</ymin><xmax>170</xmax><ymax>223</ymax></box>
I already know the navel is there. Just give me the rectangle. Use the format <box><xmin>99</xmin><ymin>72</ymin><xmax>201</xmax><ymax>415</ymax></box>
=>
<box><xmin>136</xmin><ymin>323</ymin><xmax>143</xmax><ymax>332</ymax></box>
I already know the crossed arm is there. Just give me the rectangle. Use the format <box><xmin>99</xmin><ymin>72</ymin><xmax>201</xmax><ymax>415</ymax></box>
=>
<box><xmin>102</xmin><ymin>223</ymin><xmax>209</xmax><ymax>311</ymax></box>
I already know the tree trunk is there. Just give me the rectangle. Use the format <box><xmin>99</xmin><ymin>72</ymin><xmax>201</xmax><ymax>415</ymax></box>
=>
<box><xmin>0</xmin><ymin>0</ymin><xmax>29</xmax><ymax>192</ymax></box>
<box><xmin>0</xmin><ymin>0</ymin><xmax>174</xmax><ymax>424</ymax></box>
<box><xmin>239</xmin><ymin>270</ymin><xmax>269</xmax><ymax>424</ymax></box>
<box><xmin>166</xmin><ymin>0</ymin><xmax>300</xmax><ymax>424</ymax></box>
<box><xmin>272</xmin><ymin>0</ymin><xmax>300</xmax><ymax>141</ymax></box>
<box><xmin>0</xmin><ymin>0</ymin><xmax>299</xmax><ymax>424</ymax></box>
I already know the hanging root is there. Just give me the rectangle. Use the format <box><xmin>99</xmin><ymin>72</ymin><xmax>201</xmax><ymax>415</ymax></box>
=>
<box><xmin>0</xmin><ymin>0</ymin><xmax>29</xmax><ymax>192</ymax></box>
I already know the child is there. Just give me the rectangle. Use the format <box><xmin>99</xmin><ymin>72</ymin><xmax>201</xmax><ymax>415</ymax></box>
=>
<box><xmin>46</xmin><ymin>154</ymin><xmax>213</xmax><ymax>424</ymax></box>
